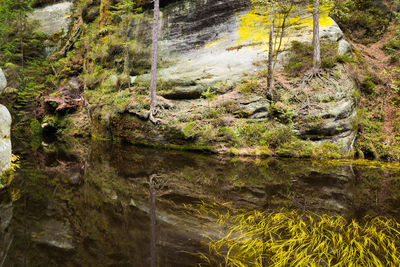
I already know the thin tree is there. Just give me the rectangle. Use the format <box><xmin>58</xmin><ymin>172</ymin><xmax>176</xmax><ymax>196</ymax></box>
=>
<box><xmin>267</xmin><ymin>20</ymin><xmax>274</xmax><ymax>99</ymax></box>
<box><xmin>149</xmin><ymin>0</ymin><xmax>159</xmax><ymax>123</ymax></box>
<box><xmin>251</xmin><ymin>0</ymin><xmax>298</xmax><ymax>99</ymax></box>
<box><xmin>312</xmin><ymin>0</ymin><xmax>321</xmax><ymax>75</ymax></box>
<box><xmin>100</xmin><ymin>0</ymin><xmax>111</xmax><ymax>28</ymax></box>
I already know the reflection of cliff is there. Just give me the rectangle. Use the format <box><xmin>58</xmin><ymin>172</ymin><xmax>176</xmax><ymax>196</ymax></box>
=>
<box><xmin>4</xmin><ymin>140</ymin><xmax>400</xmax><ymax>265</ymax></box>
<box><xmin>0</xmin><ymin>203</ymin><xmax>13</xmax><ymax>265</ymax></box>
<box><xmin>0</xmin><ymin>68</ymin><xmax>12</xmax><ymax>174</ymax></box>
<box><xmin>0</xmin><ymin>104</ymin><xmax>12</xmax><ymax>174</ymax></box>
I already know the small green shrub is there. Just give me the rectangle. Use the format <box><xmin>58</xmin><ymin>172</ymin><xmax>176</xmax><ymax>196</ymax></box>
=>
<box><xmin>263</xmin><ymin>124</ymin><xmax>293</xmax><ymax>148</ymax></box>
<box><xmin>384</xmin><ymin>28</ymin><xmax>400</xmax><ymax>64</ymax></box>
<box><xmin>284</xmin><ymin>41</ymin><xmax>313</xmax><ymax>77</ymax></box>
<box><xmin>238</xmin><ymin>79</ymin><xmax>259</xmax><ymax>94</ymax></box>
<box><xmin>285</xmin><ymin>41</ymin><xmax>340</xmax><ymax>77</ymax></box>
<box><xmin>394</xmin><ymin>113</ymin><xmax>400</xmax><ymax>136</ymax></box>
<box><xmin>361</xmin><ymin>77</ymin><xmax>376</xmax><ymax>95</ymax></box>
<box><xmin>336</xmin><ymin>54</ymin><xmax>354</xmax><ymax>63</ymax></box>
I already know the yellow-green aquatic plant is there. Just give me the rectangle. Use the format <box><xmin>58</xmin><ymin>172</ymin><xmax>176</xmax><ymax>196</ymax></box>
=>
<box><xmin>197</xmin><ymin>208</ymin><xmax>400</xmax><ymax>266</ymax></box>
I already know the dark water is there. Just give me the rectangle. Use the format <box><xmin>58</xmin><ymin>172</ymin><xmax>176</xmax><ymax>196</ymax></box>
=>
<box><xmin>1</xmin><ymin>139</ymin><xmax>400</xmax><ymax>266</ymax></box>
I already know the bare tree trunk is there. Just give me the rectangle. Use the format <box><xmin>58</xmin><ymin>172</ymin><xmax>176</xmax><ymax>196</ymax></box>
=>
<box><xmin>124</xmin><ymin>17</ymin><xmax>131</xmax><ymax>91</ymax></box>
<box><xmin>19</xmin><ymin>10</ymin><xmax>24</xmax><ymax>69</ymax></box>
<box><xmin>149</xmin><ymin>0</ymin><xmax>160</xmax><ymax>116</ymax></box>
<box><xmin>267</xmin><ymin>21</ymin><xmax>274</xmax><ymax>100</ymax></box>
<box><xmin>124</xmin><ymin>45</ymin><xmax>130</xmax><ymax>90</ymax></box>
<box><xmin>312</xmin><ymin>0</ymin><xmax>321</xmax><ymax>74</ymax></box>
<box><xmin>99</xmin><ymin>0</ymin><xmax>111</xmax><ymax>28</ymax></box>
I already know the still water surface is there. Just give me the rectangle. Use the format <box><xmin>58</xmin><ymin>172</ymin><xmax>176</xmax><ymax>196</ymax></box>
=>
<box><xmin>1</xmin><ymin>140</ymin><xmax>400</xmax><ymax>266</ymax></box>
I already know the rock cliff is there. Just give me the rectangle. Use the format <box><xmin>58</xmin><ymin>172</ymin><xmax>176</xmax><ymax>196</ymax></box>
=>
<box><xmin>31</xmin><ymin>0</ymin><xmax>359</xmax><ymax>157</ymax></box>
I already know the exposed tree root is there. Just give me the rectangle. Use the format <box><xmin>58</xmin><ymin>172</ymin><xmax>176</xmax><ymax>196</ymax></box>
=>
<box><xmin>147</xmin><ymin>108</ymin><xmax>160</xmax><ymax>124</ymax></box>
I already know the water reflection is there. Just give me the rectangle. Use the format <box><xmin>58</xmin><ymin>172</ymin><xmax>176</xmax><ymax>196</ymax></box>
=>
<box><xmin>0</xmin><ymin>140</ymin><xmax>399</xmax><ymax>266</ymax></box>
<box><xmin>149</xmin><ymin>175</ymin><xmax>157</xmax><ymax>267</ymax></box>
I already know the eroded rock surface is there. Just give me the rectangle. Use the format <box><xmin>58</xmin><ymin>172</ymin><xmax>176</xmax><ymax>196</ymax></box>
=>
<box><xmin>31</xmin><ymin>219</ymin><xmax>74</xmax><ymax>250</ymax></box>
<box><xmin>30</xmin><ymin>2</ymin><xmax>73</xmax><ymax>36</ymax></box>
<box><xmin>0</xmin><ymin>105</ymin><xmax>11</xmax><ymax>172</ymax></box>
<box><xmin>293</xmin><ymin>65</ymin><xmax>357</xmax><ymax>151</ymax></box>
<box><xmin>0</xmin><ymin>69</ymin><xmax>6</xmax><ymax>93</ymax></box>
<box><xmin>134</xmin><ymin>0</ymin><xmax>348</xmax><ymax>100</ymax></box>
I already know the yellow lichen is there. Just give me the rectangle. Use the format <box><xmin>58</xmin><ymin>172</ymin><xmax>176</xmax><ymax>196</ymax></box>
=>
<box><xmin>235</xmin><ymin>4</ymin><xmax>334</xmax><ymax>50</ymax></box>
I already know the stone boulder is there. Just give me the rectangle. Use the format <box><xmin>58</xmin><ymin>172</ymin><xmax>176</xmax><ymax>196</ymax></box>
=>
<box><xmin>0</xmin><ymin>69</ymin><xmax>6</xmax><ymax>93</ymax></box>
<box><xmin>30</xmin><ymin>2</ymin><xmax>73</xmax><ymax>36</ymax></box>
<box><xmin>338</xmin><ymin>39</ymin><xmax>352</xmax><ymax>56</ymax></box>
<box><xmin>0</xmin><ymin>105</ymin><xmax>11</xmax><ymax>173</ymax></box>
<box><xmin>31</xmin><ymin>219</ymin><xmax>74</xmax><ymax>250</ymax></box>
<box><xmin>320</xmin><ymin>21</ymin><xmax>344</xmax><ymax>42</ymax></box>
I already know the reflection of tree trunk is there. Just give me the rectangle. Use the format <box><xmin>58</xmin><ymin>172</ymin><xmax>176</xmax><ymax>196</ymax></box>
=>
<box><xmin>149</xmin><ymin>175</ymin><xmax>157</xmax><ymax>267</ymax></box>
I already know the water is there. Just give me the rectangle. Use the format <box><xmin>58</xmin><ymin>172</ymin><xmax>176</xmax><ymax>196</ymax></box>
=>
<box><xmin>1</xmin><ymin>139</ymin><xmax>400</xmax><ymax>266</ymax></box>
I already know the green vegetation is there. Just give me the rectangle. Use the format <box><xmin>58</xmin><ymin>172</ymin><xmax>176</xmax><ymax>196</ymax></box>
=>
<box><xmin>354</xmin><ymin>107</ymin><xmax>400</xmax><ymax>161</ymax></box>
<box><xmin>332</xmin><ymin>0</ymin><xmax>391</xmax><ymax>44</ymax></box>
<box><xmin>276</xmin><ymin>139</ymin><xmax>343</xmax><ymax>159</ymax></box>
<box><xmin>384</xmin><ymin>27</ymin><xmax>400</xmax><ymax>64</ymax></box>
<box><xmin>0</xmin><ymin>154</ymin><xmax>20</xmax><ymax>189</ymax></box>
<box><xmin>284</xmin><ymin>40</ymin><xmax>345</xmax><ymax>77</ymax></box>
<box><xmin>198</xmin><ymin>206</ymin><xmax>400</xmax><ymax>266</ymax></box>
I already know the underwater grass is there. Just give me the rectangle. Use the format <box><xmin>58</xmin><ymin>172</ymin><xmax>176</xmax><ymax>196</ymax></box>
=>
<box><xmin>195</xmin><ymin>205</ymin><xmax>400</xmax><ymax>266</ymax></box>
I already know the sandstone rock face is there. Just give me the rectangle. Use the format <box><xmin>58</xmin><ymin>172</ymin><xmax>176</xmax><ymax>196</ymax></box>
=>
<box><xmin>320</xmin><ymin>21</ymin><xmax>344</xmax><ymax>42</ymax></box>
<box><xmin>133</xmin><ymin>1</ymin><xmax>351</xmax><ymax>101</ymax></box>
<box><xmin>31</xmin><ymin>219</ymin><xmax>74</xmax><ymax>250</ymax></box>
<box><xmin>293</xmin><ymin>65</ymin><xmax>357</xmax><ymax>152</ymax></box>
<box><xmin>0</xmin><ymin>105</ymin><xmax>11</xmax><ymax>173</ymax></box>
<box><xmin>30</xmin><ymin>2</ymin><xmax>73</xmax><ymax>36</ymax></box>
<box><xmin>338</xmin><ymin>39</ymin><xmax>352</xmax><ymax>55</ymax></box>
<box><xmin>0</xmin><ymin>69</ymin><xmax>6</xmax><ymax>93</ymax></box>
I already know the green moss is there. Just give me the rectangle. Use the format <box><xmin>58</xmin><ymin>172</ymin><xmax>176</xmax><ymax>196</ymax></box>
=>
<box><xmin>277</xmin><ymin>139</ymin><xmax>343</xmax><ymax>159</ymax></box>
<box><xmin>276</xmin><ymin>139</ymin><xmax>314</xmax><ymax>158</ymax></box>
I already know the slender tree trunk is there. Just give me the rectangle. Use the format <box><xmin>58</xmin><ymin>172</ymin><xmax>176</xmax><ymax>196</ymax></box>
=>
<box><xmin>99</xmin><ymin>0</ymin><xmax>111</xmax><ymax>28</ymax></box>
<box><xmin>19</xmin><ymin>11</ymin><xmax>24</xmax><ymax>68</ymax></box>
<box><xmin>150</xmin><ymin>0</ymin><xmax>160</xmax><ymax>115</ymax></box>
<box><xmin>267</xmin><ymin>21</ymin><xmax>274</xmax><ymax>99</ymax></box>
<box><xmin>123</xmin><ymin>19</ymin><xmax>130</xmax><ymax>91</ymax></box>
<box><xmin>273</xmin><ymin>4</ymin><xmax>294</xmax><ymax>70</ymax></box>
<box><xmin>312</xmin><ymin>0</ymin><xmax>321</xmax><ymax>74</ymax></box>
<box><xmin>124</xmin><ymin>44</ymin><xmax>130</xmax><ymax>90</ymax></box>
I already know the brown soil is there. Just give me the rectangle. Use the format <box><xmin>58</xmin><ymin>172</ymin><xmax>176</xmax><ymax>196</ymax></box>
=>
<box><xmin>348</xmin><ymin>23</ymin><xmax>400</xmax><ymax>141</ymax></box>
